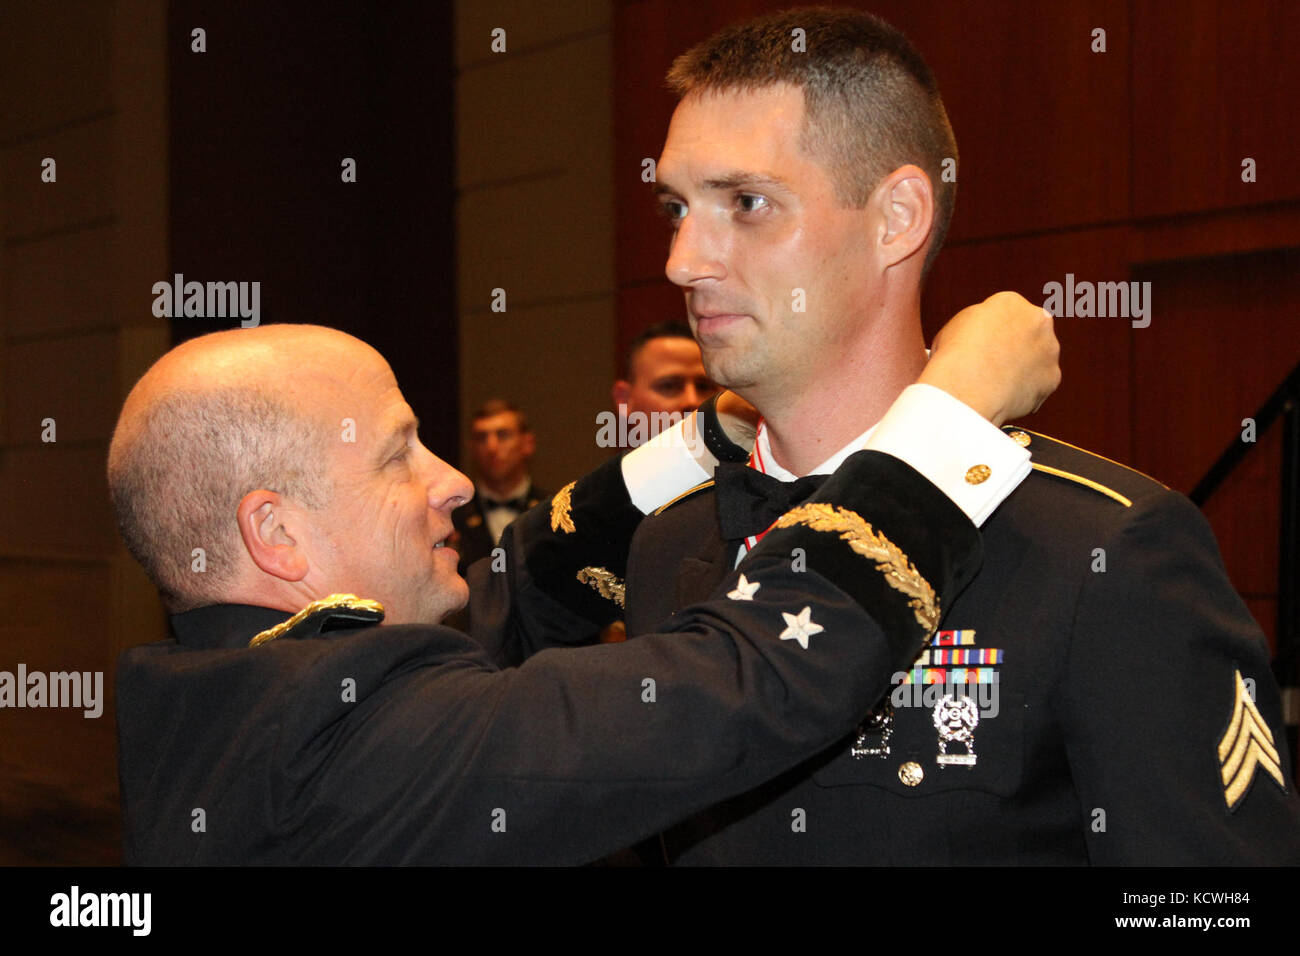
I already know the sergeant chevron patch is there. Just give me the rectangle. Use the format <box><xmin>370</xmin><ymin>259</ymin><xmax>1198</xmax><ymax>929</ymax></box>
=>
<box><xmin>1218</xmin><ymin>670</ymin><xmax>1286</xmax><ymax>809</ymax></box>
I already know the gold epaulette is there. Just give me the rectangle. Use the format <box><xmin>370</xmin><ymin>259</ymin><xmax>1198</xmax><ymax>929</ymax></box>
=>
<box><xmin>1005</xmin><ymin>426</ymin><xmax>1168</xmax><ymax>509</ymax></box>
<box><xmin>249</xmin><ymin>593</ymin><xmax>385</xmax><ymax>647</ymax></box>
<box><xmin>653</xmin><ymin>479</ymin><xmax>716</xmax><ymax>516</ymax></box>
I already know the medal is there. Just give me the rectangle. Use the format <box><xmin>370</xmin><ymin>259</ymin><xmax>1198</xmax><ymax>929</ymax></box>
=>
<box><xmin>933</xmin><ymin>693</ymin><xmax>979</xmax><ymax>767</ymax></box>
<box><xmin>850</xmin><ymin>701</ymin><xmax>894</xmax><ymax>758</ymax></box>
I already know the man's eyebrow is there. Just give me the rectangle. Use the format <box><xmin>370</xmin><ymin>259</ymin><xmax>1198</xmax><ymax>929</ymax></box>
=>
<box><xmin>652</xmin><ymin>171</ymin><xmax>790</xmax><ymax>196</ymax></box>
<box><xmin>702</xmin><ymin>172</ymin><xmax>788</xmax><ymax>191</ymax></box>
<box><xmin>378</xmin><ymin>415</ymin><xmax>419</xmax><ymax>458</ymax></box>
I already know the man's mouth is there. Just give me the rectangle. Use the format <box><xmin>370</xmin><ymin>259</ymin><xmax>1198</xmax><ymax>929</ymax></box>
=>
<box><xmin>692</xmin><ymin>310</ymin><xmax>748</xmax><ymax>342</ymax></box>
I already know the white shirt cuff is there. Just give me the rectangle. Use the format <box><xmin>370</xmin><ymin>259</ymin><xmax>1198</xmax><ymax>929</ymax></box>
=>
<box><xmin>621</xmin><ymin>411</ymin><xmax>716</xmax><ymax>514</ymax></box>
<box><xmin>864</xmin><ymin>383</ymin><xmax>1030</xmax><ymax>526</ymax></box>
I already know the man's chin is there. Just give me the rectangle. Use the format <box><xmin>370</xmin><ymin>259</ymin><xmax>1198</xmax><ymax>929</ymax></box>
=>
<box><xmin>432</xmin><ymin>579</ymin><xmax>470</xmax><ymax>624</ymax></box>
<box><xmin>702</xmin><ymin>357</ymin><xmax>756</xmax><ymax>394</ymax></box>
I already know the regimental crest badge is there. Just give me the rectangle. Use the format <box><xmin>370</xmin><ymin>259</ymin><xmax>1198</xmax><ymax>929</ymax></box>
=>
<box><xmin>1218</xmin><ymin>669</ymin><xmax>1286</xmax><ymax>810</ymax></box>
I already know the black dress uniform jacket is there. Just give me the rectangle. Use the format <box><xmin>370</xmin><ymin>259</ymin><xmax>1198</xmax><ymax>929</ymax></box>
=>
<box><xmin>450</xmin><ymin>481</ymin><xmax>547</xmax><ymax>576</ymax></box>
<box><xmin>623</xmin><ymin>428</ymin><xmax>1300</xmax><ymax>864</ymax></box>
<box><xmin>116</xmin><ymin>453</ymin><xmax>978</xmax><ymax>865</ymax></box>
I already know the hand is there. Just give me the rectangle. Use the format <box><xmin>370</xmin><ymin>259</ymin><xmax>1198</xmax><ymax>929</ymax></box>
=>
<box><xmin>714</xmin><ymin>389</ymin><xmax>760</xmax><ymax>447</ymax></box>
<box><xmin>918</xmin><ymin>291</ymin><xmax>1061</xmax><ymax>426</ymax></box>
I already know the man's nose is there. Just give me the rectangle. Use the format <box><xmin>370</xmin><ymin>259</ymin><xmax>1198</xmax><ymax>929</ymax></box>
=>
<box><xmin>665</xmin><ymin>213</ymin><xmax>724</xmax><ymax>287</ymax></box>
<box><xmin>426</xmin><ymin>454</ymin><xmax>473</xmax><ymax>510</ymax></box>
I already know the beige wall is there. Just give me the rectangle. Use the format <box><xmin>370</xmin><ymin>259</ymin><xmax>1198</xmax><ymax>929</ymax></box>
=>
<box><xmin>455</xmin><ymin>0</ymin><xmax>615</xmax><ymax>491</ymax></box>
<box><xmin>0</xmin><ymin>0</ymin><xmax>169</xmax><ymax>863</ymax></box>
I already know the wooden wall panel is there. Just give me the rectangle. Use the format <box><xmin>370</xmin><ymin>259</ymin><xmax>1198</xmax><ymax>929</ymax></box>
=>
<box><xmin>924</xmin><ymin>227</ymin><xmax>1134</xmax><ymax>462</ymax></box>
<box><xmin>455</xmin><ymin>1</ymin><xmax>616</xmax><ymax>480</ymax></box>
<box><xmin>1132</xmin><ymin>0</ymin><xmax>1300</xmax><ymax>217</ymax></box>
<box><xmin>872</xmin><ymin>0</ymin><xmax>1131</xmax><ymax>242</ymax></box>
<box><xmin>1130</xmin><ymin>250</ymin><xmax>1300</xmax><ymax>493</ymax></box>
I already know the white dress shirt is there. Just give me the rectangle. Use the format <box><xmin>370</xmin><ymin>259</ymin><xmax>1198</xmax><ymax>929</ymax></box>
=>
<box><xmin>621</xmin><ymin>383</ymin><xmax>1031</xmax><ymax>563</ymax></box>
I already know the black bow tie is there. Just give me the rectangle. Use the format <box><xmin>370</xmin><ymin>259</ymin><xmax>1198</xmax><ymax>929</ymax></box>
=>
<box><xmin>714</xmin><ymin>462</ymin><xmax>827</xmax><ymax>541</ymax></box>
<box><xmin>484</xmin><ymin>496</ymin><xmax>529</xmax><ymax>513</ymax></box>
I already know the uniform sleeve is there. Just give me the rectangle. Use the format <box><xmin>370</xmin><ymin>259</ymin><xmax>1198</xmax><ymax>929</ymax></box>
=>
<box><xmin>864</xmin><ymin>384</ymin><xmax>1030</xmax><ymax>526</ymax></box>
<box><xmin>1060</xmin><ymin>490</ymin><xmax>1300</xmax><ymax>863</ymax></box>
<box><xmin>466</xmin><ymin>455</ymin><xmax>645</xmax><ymax>664</ymax></box>
<box><xmin>296</xmin><ymin>451</ymin><xmax>984</xmax><ymax>864</ymax></box>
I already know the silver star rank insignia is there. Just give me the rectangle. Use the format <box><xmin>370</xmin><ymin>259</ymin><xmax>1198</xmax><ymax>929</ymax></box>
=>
<box><xmin>779</xmin><ymin>606</ymin><xmax>824</xmax><ymax>649</ymax></box>
<box><xmin>728</xmin><ymin>574</ymin><xmax>760</xmax><ymax>601</ymax></box>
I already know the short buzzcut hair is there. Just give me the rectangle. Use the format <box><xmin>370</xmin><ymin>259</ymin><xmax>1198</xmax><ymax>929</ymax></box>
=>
<box><xmin>471</xmin><ymin>398</ymin><xmax>529</xmax><ymax>433</ymax></box>
<box><xmin>108</xmin><ymin>387</ymin><xmax>332</xmax><ymax>612</ymax></box>
<box><xmin>667</xmin><ymin>6</ymin><xmax>958</xmax><ymax>274</ymax></box>
<box><xmin>623</xmin><ymin>320</ymin><xmax>696</xmax><ymax>380</ymax></box>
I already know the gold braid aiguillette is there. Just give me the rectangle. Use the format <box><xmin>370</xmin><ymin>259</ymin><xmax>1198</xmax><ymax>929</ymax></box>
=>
<box><xmin>551</xmin><ymin>481</ymin><xmax>576</xmax><ymax>533</ymax></box>
<box><xmin>773</xmin><ymin>503</ymin><xmax>939</xmax><ymax>634</ymax></box>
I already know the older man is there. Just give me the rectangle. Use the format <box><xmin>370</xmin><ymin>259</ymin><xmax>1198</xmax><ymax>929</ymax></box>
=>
<box><xmin>108</xmin><ymin>307</ymin><xmax>1057</xmax><ymax>865</ymax></box>
<box><xmin>622</xmin><ymin>7</ymin><xmax>1300</xmax><ymax>863</ymax></box>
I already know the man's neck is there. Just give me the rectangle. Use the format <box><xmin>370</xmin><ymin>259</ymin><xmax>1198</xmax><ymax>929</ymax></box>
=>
<box><xmin>759</xmin><ymin>321</ymin><xmax>927</xmax><ymax>477</ymax></box>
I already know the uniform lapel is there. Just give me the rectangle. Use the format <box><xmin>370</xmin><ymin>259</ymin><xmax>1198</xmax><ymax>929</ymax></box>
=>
<box><xmin>674</xmin><ymin>529</ymin><xmax>737</xmax><ymax>609</ymax></box>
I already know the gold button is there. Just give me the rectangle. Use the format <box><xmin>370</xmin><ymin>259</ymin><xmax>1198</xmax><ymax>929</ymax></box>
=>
<box><xmin>965</xmin><ymin>464</ymin><xmax>991</xmax><ymax>485</ymax></box>
<box><xmin>898</xmin><ymin>761</ymin><xmax>924</xmax><ymax>787</ymax></box>
<box><xmin>1008</xmin><ymin>430</ymin><xmax>1031</xmax><ymax>447</ymax></box>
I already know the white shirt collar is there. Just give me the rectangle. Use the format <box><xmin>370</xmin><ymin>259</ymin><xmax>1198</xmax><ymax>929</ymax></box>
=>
<box><xmin>751</xmin><ymin>421</ymin><xmax>878</xmax><ymax>481</ymax></box>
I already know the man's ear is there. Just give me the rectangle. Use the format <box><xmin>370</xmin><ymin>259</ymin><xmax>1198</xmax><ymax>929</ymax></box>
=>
<box><xmin>521</xmin><ymin>430</ymin><xmax>536</xmax><ymax>458</ymax></box>
<box><xmin>874</xmin><ymin>164</ymin><xmax>935</xmax><ymax>270</ymax></box>
<box><xmin>611</xmin><ymin>380</ymin><xmax>631</xmax><ymax>411</ymax></box>
<box><xmin>236</xmin><ymin>489</ymin><xmax>310</xmax><ymax>582</ymax></box>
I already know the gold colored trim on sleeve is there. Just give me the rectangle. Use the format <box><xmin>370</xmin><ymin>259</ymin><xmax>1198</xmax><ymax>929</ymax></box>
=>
<box><xmin>773</xmin><ymin>503</ymin><xmax>939</xmax><ymax>635</ymax></box>
<box><xmin>550</xmin><ymin>481</ymin><xmax>576</xmax><ymax>533</ymax></box>
<box><xmin>1030</xmin><ymin>463</ymin><xmax>1133</xmax><ymax>508</ymax></box>
<box><xmin>577</xmin><ymin>566</ymin><xmax>626</xmax><ymax>608</ymax></box>
<box><xmin>248</xmin><ymin>593</ymin><xmax>385</xmax><ymax>648</ymax></box>
<box><xmin>1218</xmin><ymin>670</ymin><xmax>1286</xmax><ymax>809</ymax></box>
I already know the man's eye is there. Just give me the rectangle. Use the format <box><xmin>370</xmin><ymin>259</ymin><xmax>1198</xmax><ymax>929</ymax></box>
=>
<box><xmin>737</xmin><ymin>193</ymin><xmax>769</xmax><ymax>215</ymax></box>
<box><xmin>653</xmin><ymin>380</ymin><xmax>684</xmax><ymax>397</ymax></box>
<box><xmin>657</xmin><ymin>199</ymin><xmax>686</xmax><ymax>225</ymax></box>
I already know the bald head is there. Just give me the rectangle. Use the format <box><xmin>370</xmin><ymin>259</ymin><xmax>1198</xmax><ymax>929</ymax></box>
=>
<box><xmin>109</xmin><ymin>325</ymin><xmax>379</xmax><ymax>611</ymax></box>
